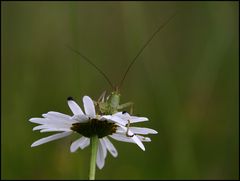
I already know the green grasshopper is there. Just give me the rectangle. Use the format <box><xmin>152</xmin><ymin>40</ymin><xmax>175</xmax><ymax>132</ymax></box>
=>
<box><xmin>67</xmin><ymin>13</ymin><xmax>176</xmax><ymax>136</ymax></box>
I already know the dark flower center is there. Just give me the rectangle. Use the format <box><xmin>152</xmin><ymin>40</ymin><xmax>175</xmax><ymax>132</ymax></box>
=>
<box><xmin>70</xmin><ymin>119</ymin><xmax>118</xmax><ymax>138</ymax></box>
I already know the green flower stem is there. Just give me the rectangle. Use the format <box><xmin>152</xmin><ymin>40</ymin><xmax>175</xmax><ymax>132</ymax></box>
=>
<box><xmin>89</xmin><ymin>135</ymin><xmax>98</xmax><ymax>180</ymax></box>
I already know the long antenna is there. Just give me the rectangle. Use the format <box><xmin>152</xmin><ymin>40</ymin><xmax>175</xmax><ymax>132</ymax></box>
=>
<box><xmin>119</xmin><ymin>12</ymin><xmax>177</xmax><ymax>89</ymax></box>
<box><xmin>66</xmin><ymin>44</ymin><xmax>114</xmax><ymax>89</ymax></box>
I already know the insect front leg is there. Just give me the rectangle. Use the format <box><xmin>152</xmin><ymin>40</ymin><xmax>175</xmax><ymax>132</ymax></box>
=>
<box><xmin>98</xmin><ymin>90</ymin><xmax>106</xmax><ymax>102</ymax></box>
<box><xmin>117</xmin><ymin>102</ymin><xmax>134</xmax><ymax>114</ymax></box>
<box><xmin>94</xmin><ymin>90</ymin><xmax>108</xmax><ymax>114</ymax></box>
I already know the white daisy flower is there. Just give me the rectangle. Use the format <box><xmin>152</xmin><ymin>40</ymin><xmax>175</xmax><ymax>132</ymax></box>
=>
<box><xmin>29</xmin><ymin>96</ymin><xmax>155</xmax><ymax>169</ymax></box>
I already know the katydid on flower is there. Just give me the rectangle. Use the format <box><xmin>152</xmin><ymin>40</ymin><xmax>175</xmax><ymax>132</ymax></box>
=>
<box><xmin>29</xmin><ymin>13</ymin><xmax>176</xmax><ymax>178</ymax></box>
<box><xmin>66</xmin><ymin>12</ymin><xmax>176</xmax><ymax>137</ymax></box>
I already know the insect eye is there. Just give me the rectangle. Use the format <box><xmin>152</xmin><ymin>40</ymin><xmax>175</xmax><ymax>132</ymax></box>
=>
<box><xmin>122</xmin><ymin>111</ymin><xmax>127</xmax><ymax>114</ymax></box>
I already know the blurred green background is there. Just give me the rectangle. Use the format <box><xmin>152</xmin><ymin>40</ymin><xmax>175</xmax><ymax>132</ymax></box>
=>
<box><xmin>1</xmin><ymin>1</ymin><xmax>239</xmax><ymax>180</ymax></box>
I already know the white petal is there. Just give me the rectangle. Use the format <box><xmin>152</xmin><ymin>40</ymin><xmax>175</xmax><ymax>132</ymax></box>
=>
<box><xmin>29</xmin><ymin>118</ymin><xmax>49</xmax><ymax>124</ymax></box>
<box><xmin>115</xmin><ymin>125</ymin><xmax>127</xmax><ymax>133</ymax></box>
<box><xmin>43</xmin><ymin>112</ymin><xmax>75</xmax><ymax>124</ymax></box>
<box><xmin>30</xmin><ymin>118</ymin><xmax>73</xmax><ymax>131</ymax></box>
<box><xmin>31</xmin><ymin>131</ymin><xmax>72</xmax><ymax>147</ymax></box>
<box><xmin>30</xmin><ymin>112</ymin><xmax>76</xmax><ymax>128</ymax></box>
<box><xmin>40</xmin><ymin>128</ymin><xmax>71</xmax><ymax>133</ymax></box>
<box><xmin>83</xmin><ymin>96</ymin><xmax>96</xmax><ymax>118</ymax></box>
<box><xmin>96</xmin><ymin>140</ymin><xmax>106</xmax><ymax>169</ymax></box>
<box><xmin>137</xmin><ymin>135</ymin><xmax>151</xmax><ymax>142</ymax></box>
<box><xmin>33</xmin><ymin>123</ymin><xmax>72</xmax><ymax>131</ymax></box>
<box><xmin>99</xmin><ymin>139</ymin><xmax>107</xmax><ymax>159</ymax></box>
<box><xmin>129</xmin><ymin>127</ymin><xmax>158</xmax><ymax>135</ymax></box>
<box><xmin>70</xmin><ymin>137</ymin><xmax>90</xmax><ymax>152</ymax></box>
<box><xmin>101</xmin><ymin>115</ymin><xmax>127</xmax><ymax>125</ymax></box>
<box><xmin>129</xmin><ymin>116</ymin><xmax>149</xmax><ymax>123</ymax></box>
<box><xmin>131</xmin><ymin>134</ymin><xmax>145</xmax><ymax>151</ymax></box>
<box><xmin>30</xmin><ymin>118</ymin><xmax>68</xmax><ymax>127</ymax></box>
<box><xmin>67</xmin><ymin>99</ymin><xmax>84</xmax><ymax>115</ymax></box>
<box><xmin>126</xmin><ymin>128</ymin><xmax>145</xmax><ymax>151</ymax></box>
<box><xmin>110</xmin><ymin>134</ymin><xmax>133</xmax><ymax>143</ymax></box>
<box><xmin>33</xmin><ymin>125</ymin><xmax>47</xmax><ymax>131</ymax></box>
<box><xmin>44</xmin><ymin>111</ymin><xmax>71</xmax><ymax>120</ymax></box>
<box><xmin>112</xmin><ymin>125</ymin><xmax>145</xmax><ymax>151</ymax></box>
<box><xmin>79</xmin><ymin>137</ymin><xmax>90</xmax><ymax>149</ymax></box>
<box><xmin>113</xmin><ymin>112</ymin><xmax>149</xmax><ymax>123</ymax></box>
<box><xmin>71</xmin><ymin>114</ymin><xmax>89</xmax><ymax>123</ymax></box>
<box><xmin>33</xmin><ymin>124</ymin><xmax>71</xmax><ymax>131</ymax></box>
<box><xmin>102</xmin><ymin>137</ymin><xmax>118</xmax><ymax>157</ymax></box>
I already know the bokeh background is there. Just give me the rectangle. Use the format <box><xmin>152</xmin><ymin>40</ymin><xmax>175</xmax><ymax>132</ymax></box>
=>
<box><xmin>1</xmin><ymin>1</ymin><xmax>239</xmax><ymax>180</ymax></box>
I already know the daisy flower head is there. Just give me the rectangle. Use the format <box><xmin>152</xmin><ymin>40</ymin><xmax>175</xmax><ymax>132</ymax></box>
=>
<box><xmin>29</xmin><ymin>95</ymin><xmax>158</xmax><ymax>170</ymax></box>
<box><xmin>30</xmin><ymin>96</ymin><xmax>117</xmax><ymax>169</ymax></box>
